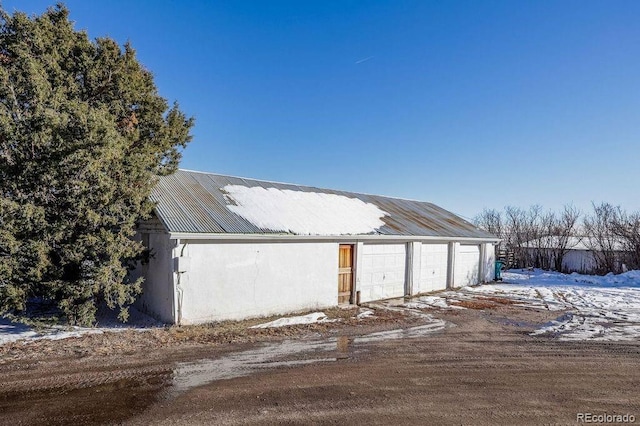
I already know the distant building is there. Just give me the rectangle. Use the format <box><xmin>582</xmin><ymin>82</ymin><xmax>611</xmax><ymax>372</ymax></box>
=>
<box><xmin>521</xmin><ymin>236</ymin><xmax>627</xmax><ymax>274</ymax></box>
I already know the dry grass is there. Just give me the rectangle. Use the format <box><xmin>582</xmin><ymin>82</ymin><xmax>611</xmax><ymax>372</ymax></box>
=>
<box><xmin>167</xmin><ymin>306</ymin><xmax>364</xmax><ymax>343</ymax></box>
<box><xmin>0</xmin><ymin>305</ymin><xmax>424</xmax><ymax>362</ymax></box>
<box><xmin>449</xmin><ymin>295</ymin><xmax>519</xmax><ymax>310</ymax></box>
<box><xmin>450</xmin><ymin>300</ymin><xmax>497</xmax><ymax>310</ymax></box>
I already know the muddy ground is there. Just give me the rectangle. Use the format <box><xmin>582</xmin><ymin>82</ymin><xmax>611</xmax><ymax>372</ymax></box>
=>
<box><xmin>0</xmin><ymin>300</ymin><xmax>639</xmax><ymax>425</ymax></box>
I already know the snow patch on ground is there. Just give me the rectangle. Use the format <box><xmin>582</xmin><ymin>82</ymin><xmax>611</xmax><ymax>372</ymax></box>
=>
<box><xmin>404</xmin><ymin>295</ymin><xmax>466</xmax><ymax>310</ymax></box>
<box><xmin>223</xmin><ymin>185</ymin><xmax>387</xmax><ymax>235</ymax></box>
<box><xmin>356</xmin><ymin>309</ymin><xmax>375</xmax><ymax>319</ymax></box>
<box><xmin>465</xmin><ymin>269</ymin><xmax>640</xmax><ymax>341</ymax></box>
<box><xmin>0</xmin><ymin>305</ymin><xmax>162</xmax><ymax>346</ymax></box>
<box><xmin>250</xmin><ymin>312</ymin><xmax>336</xmax><ymax>329</ymax></box>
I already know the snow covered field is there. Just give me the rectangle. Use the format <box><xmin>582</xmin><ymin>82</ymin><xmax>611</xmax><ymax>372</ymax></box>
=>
<box><xmin>464</xmin><ymin>269</ymin><xmax>640</xmax><ymax>341</ymax></box>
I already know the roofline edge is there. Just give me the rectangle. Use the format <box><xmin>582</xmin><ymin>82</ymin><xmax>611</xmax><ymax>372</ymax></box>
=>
<box><xmin>168</xmin><ymin>232</ymin><xmax>501</xmax><ymax>244</ymax></box>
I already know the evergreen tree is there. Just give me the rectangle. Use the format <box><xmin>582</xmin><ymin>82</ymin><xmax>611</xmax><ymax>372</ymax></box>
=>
<box><xmin>0</xmin><ymin>4</ymin><xmax>193</xmax><ymax>325</ymax></box>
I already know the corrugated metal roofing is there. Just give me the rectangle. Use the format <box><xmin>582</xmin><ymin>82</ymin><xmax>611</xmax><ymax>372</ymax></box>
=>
<box><xmin>150</xmin><ymin>169</ymin><xmax>497</xmax><ymax>239</ymax></box>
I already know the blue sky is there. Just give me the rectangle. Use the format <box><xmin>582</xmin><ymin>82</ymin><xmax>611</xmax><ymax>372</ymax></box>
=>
<box><xmin>4</xmin><ymin>1</ymin><xmax>640</xmax><ymax>219</ymax></box>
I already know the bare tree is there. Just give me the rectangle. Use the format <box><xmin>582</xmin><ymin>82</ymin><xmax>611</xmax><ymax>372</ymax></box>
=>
<box><xmin>476</xmin><ymin>204</ymin><xmax>581</xmax><ymax>271</ymax></box>
<box><xmin>610</xmin><ymin>210</ymin><xmax>640</xmax><ymax>271</ymax></box>
<box><xmin>474</xmin><ymin>203</ymin><xmax>640</xmax><ymax>274</ymax></box>
<box><xmin>550</xmin><ymin>205</ymin><xmax>581</xmax><ymax>272</ymax></box>
<box><xmin>499</xmin><ymin>205</ymin><xmax>542</xmax><ymax>268</ymax></box>
<box><xmin>583</xmin><ymin>203</ymin><xmax>622</xmax><ymax>274</ymax></box>
<box><xmin>504</xmin><ymin>206</ymin><xmax>527</xmax><ymax>267</ymax></box>
<box><xmin>473</xmin><ymin>208</ymin><xmax>504</xmax><ymax>240</ymax></box>
<box><xmin>534</xmin><ymin>210</ymin><xmax>557</xmax><ymax>270</ymax></box>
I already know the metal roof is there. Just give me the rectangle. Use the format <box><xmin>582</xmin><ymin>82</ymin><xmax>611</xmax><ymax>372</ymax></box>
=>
<box><xmin>150</xmin><ymin>170</ymin><xmax>497</xmax><ymax>240</ymax></box>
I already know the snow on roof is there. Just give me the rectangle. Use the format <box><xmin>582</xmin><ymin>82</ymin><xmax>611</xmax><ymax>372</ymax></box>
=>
<box><xmin>224</xmin><ymin>185</ymin><xmax>386</xmax><ymax>235</ymax></box>
<box><xmin>149</xmin><ymin>169</ymin><xmax>497</xmax><ymax>239</ymax></box>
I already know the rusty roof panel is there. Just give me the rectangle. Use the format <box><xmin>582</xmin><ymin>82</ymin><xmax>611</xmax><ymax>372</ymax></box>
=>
<box><xmin>150</xmin><ymin>170</ymin><xmax>496</xmax><ymax>239</ymax></box>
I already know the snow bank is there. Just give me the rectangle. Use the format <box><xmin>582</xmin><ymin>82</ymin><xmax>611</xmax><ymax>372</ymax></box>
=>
<box><xmin>250</xmin><ymin>312</ymin><xmax>335</xmax><ymax>328</ymax></box>
<box><xmin>223</xmin><ymin>185</ymin><xmax>387</xmax><ymax>235</ymax></box>
<box><xmin>501</xmin><ymin>269</ymin><xmax>640</xmax><ymax>288</ymax></box>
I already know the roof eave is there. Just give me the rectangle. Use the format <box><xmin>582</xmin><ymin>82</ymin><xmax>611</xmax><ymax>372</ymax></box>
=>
<box><xmin>168</xmin><ymin>232</ymin><xmax>501</xmax><ymax>244</ymax></box>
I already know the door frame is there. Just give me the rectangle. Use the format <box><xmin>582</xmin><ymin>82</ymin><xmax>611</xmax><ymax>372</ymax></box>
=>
<box><xmin>338</xmin><ymin>243</ymin><xmax>355</xmax><ymax>305</ymax></box>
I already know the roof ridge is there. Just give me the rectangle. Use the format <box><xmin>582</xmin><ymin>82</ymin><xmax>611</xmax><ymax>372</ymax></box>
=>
<box><xmin>177</xmin><ymin>168</ymin><xmax>437</xmax><ymax>206</ymax></box>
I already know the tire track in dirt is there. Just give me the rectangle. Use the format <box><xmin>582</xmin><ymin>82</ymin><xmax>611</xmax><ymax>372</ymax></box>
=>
<box><xmin>0</xmin><ymin>363</ymin><xmax>172</xmax><ymax>394</ymax></box>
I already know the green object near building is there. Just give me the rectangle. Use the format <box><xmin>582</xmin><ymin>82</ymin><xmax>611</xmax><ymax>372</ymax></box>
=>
<box><xmin>495</xmin><ymin>261</ymin><xmax>504</xmax><ymax>281</ymax></box>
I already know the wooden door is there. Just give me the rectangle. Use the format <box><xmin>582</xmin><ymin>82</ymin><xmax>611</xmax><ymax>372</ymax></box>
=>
<box><xmin>338</xmin><ymin>244</ymin><xmax>354</xmax><ymax>304</ymax></box>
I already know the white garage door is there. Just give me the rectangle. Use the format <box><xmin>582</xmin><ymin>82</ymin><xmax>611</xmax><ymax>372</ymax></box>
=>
<box><xmin>454</xmin><ymin>244</ymin><xmax>480</xmax><ymax>287</ymax></box>
<box><xmin>359</xmin><ymin>244</ymin><xmax>406</xmax><ymax>303</ymax></box>
<box><xmin>418</xmin><ymin>243</ymin><xmax>449</xmax><ymax>293</ymax></box>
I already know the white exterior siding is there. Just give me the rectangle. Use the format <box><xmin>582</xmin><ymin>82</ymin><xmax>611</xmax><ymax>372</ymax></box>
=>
<box><xmin>454</xmin><ymin>244</ymin><xmax>480</xmax><ymax>287</ymax></box>
<box><xmin>177</xmin><ymin>241</ymin><xmax>337</xmax><ymax>324</ymax></box>
<box><xmin>135</xmin><ymin>235</ymin><xmax>498</xmax><ymax>324</ymax></box>
<box><xmin>481</xmin><ymin>243</ymin><xmax>496</xmax><ymax>282</ymax></box>
<box><xmin>417</xmin><ymin>243</ymin><xmax>449</xmax><ymax>293</ymax></box>
<box><xmin>358</xmin><ymin>243</ymin><xmax>407</xmax><ymax>303</ymax></box>
<box><xmin>136</xmin><ymin>232</ymin><xmax>176</xmax><ymax>323</ymax></box>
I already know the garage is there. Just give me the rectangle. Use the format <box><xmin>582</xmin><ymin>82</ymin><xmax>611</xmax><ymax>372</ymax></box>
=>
<box><xmin>454</xmin><ymin>244</ymin><xmax>480</xmax><ymax>287</ymax></box>
<box><xmin>138</xmin><ymin>169</ymin><xmax>499</xmax><ymax>324</ymax></box>
<box><xmin>417</xmin><ymin>243</ymin><xmax>449</xmax><ymax>293</ymax></box>
<box><xmin>358</xmin><ymin>243</ymin><xmax>407</xmax><ymax>303</ymax></box>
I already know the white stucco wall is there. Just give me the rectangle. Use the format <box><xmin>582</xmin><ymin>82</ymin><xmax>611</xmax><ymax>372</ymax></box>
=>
<box><xmin>134</xmin><ymin>232</ymin><xmax>498</xmax><ymax>323</ymax></box>
<box><xmin>176</xmin><ymin>241</ymin><xmax>338</xmax><ymax>324</ymax></box>
<box><xmin>136</xmin><ymin>232</ymin><xmax>176</xmax><ymax>323</ymax></box>
<box><xmin>482</xmin><ymin>243</ymin><xmax>496</xmax><ymax>282</ymax></box>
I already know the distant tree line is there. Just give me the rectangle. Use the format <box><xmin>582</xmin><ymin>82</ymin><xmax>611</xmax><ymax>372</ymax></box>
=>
<box><xmin>474</xmin><ymin>203</ymin><xmax>640</xmax><ymax>275</ymax></box>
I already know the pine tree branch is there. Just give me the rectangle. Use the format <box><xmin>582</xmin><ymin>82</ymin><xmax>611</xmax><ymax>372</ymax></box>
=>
<box><xmin>7</xmin><ymin>82</ymin><xmax>22</xmax><ymax>122</ymax></box>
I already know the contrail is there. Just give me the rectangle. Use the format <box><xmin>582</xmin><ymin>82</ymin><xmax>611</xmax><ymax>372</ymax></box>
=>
<box><xmin>355</xmin><ymin>56</ymin><xmax>373</xmax><ymax>64</ymax></box>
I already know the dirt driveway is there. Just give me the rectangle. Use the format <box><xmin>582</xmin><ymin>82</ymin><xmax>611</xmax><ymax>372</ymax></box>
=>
<box><xmin>1</xmin><ymin>301</ymin><xmax>639</xmax><ymax>425</ymax></box>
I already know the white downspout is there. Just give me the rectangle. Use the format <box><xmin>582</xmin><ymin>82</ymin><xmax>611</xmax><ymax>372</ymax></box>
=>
<box><xmin>479</xmin><ymin>243</ymin><xmax>487</xmax><ymax>284</ymax></box>
<box><xmin>174</xmin><ymin>239</ymin><xmax>189</xmax><ymax>326</ymax></box>
<box><xmin>446</xmin><ymin>242</ymin><xmax>457</xmax><ymax>289</ymax></box>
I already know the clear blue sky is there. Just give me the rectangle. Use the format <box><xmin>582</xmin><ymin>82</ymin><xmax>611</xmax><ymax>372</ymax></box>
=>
<box><xmin>4</xmin><ymin>1</ymin><xmax>640</xmax><ymax>219</ymax></box>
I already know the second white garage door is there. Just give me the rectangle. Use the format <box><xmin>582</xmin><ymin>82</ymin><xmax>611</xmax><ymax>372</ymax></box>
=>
<box><xmin>417</xmin><ymin>243</ymin><xmax>449</xmax><ymax>293</ymax></box>
<box><xmin>358</xmin><ymin>244</ymin><xmax>406</xmax><ymax>303</ymax></box>
<box><xmin>454</xmin><ymin>244</ymin><xmax>480</xmax><ymax>287</ymax></box>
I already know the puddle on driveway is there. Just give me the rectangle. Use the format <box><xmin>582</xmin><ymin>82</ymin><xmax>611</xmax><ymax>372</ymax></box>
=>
<box><xmin>168</xmin><ymin>317</ymin><xmax>448</xmax><ymax>397</ymax></box>
<box><xmin>168</xmin><ymin>339</ymin><xmax>336</xmax><ymax>397</ymax></box>
<box><xmin>353</xmin><ymin>320</ymin><xmax>447</xmax><ymax>344</ymax></box>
